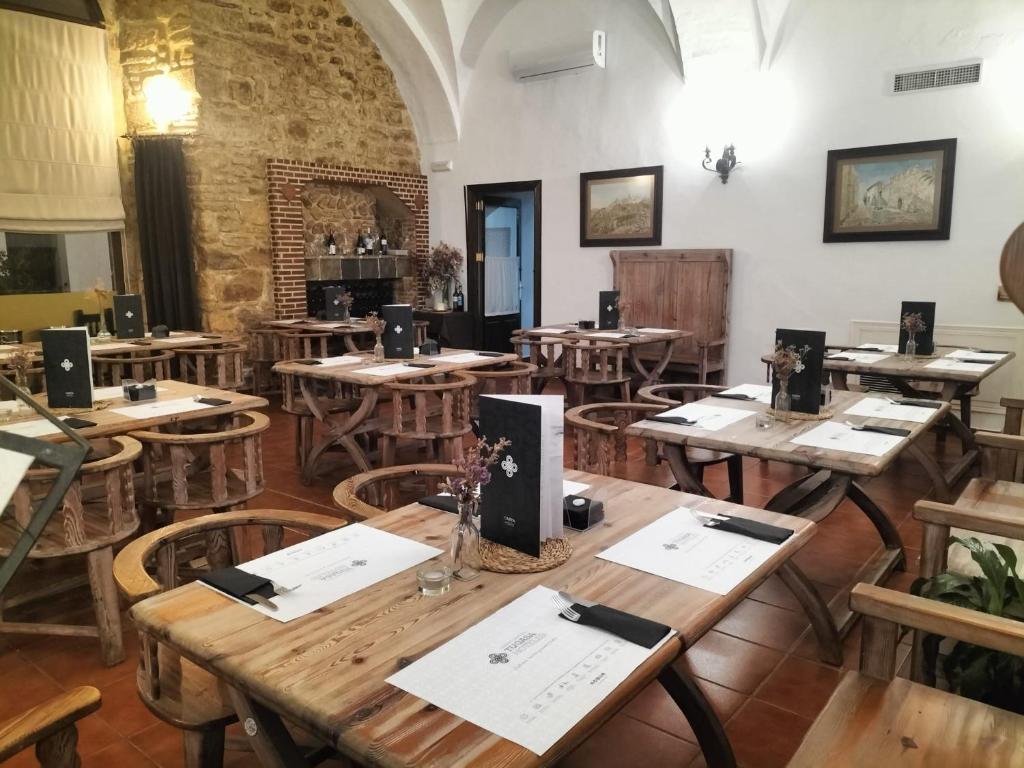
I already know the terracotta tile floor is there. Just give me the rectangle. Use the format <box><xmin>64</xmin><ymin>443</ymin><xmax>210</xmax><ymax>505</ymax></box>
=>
<box><xmin>0</xmin><ymin>395</ymin><xmax>961</xmax><ymax>767</ymax></box>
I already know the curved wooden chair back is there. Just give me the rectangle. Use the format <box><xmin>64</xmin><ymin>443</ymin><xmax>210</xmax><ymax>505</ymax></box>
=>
<box><xmin>174</xmin><ymin>343</ymin><xmax>246</xmax><ymax>390</ymax></box>
<box><xmin>469</xmin><ymin>360</ymin><xmax>537</xmax><ymax>398</ymax></box>
<box><xmin>637</xmin><ymin>383</ymin><xmax>726</xmax><ymax>406</ymax></box>
<box><xmin>130</xmin><ymin>410</ymin><xmax>270</xmax><ymax>520</ymax></box>
<box><xmin>0</xmin><ymin>686</ymin><xmax>101</xmax><ymax>767</ymax></box>
<box><xmin>999</xmin><ymin>221</ymin><xmax>1024</xmax><ymax>313</ymax></box>
<box><xmin>249</xmin><ymin>327</ymin><xmax>292</xmax><ymax>395</ymax></box>
<box><xmin>0</xmin><ymin>436</ymin><xmax>141</xmax><ymax>666</ymax></box>
<box><xmin>414</xmin><ymin>320</ymin><xmax>429</xmax><ymax>347</ymax></box>
<box><xmin>92</xmin><ymin>350</ymin><xmax>175</xmax><ymax>386</ymax></box>
<box><xmin>381</xmin><ymin>372</ymin><xmax>476</xmax><ymax>465</ymax></box>
<box><xmin>333</xmin><ymin>464</ymin><xmax>458</xmax><ymax>520</ymax></box>
<box><xmin>112</xmin><ymin>509</ymin><xmax>345</xmax><ymax>762</ymax></box>
<box><xmin>563</xmin><ymin>340</ymin><xmax>631</xmax><ymax>405</ymax></box>
<box><xmin>565</xmin><ymin>402</ymin><xmax>663</xmax><ymax>475</ymax></box>
<box><xmin>281</xmin><ymin>330</ymin><xmax>331</xmax><ymax>360</ymax></box>
<box><xmin>510</xmin><ymin>335</ymin><xmax>565</xmax><ymax>393</ymax></box>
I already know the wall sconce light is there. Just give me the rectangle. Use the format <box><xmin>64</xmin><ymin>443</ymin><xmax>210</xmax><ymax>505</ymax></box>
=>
<box><xmin>143</xmin><ymin>73</ymin><xmax>192</xmax><ymax>132</ymax></box>
<box><xmin>703</xmin><ymin>144</ymin><xmax>739</xmax><ymax>184</ymax></box>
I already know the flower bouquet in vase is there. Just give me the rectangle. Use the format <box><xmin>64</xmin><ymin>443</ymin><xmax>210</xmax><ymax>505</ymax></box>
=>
<box><xmin>440</xmin><ymin>435</ymin><xmax>511</xmax><ymax>581</ymax></box>
<box><xmin>901</xmin><ymin>312</ymin><xmax>927</xmax><ymax>358</ymax></box>
<box><xmin>365</xmin><ymin>311</ymin><xmax>387</xmax><ymax>362</ymax></box>
<box><xmin>770</xmin><ymin>340</ymin><xmax>811</xmax><ymax>420</ymax></box>
<box><xmin>91</xmin><ymin>279</ymin><xmax>114</xmax><ymax>340</ymax></box>
<box><xmin>422</xmin><ymin>242</ymin><xmax>463</xmax><ymax>311</ymax></box>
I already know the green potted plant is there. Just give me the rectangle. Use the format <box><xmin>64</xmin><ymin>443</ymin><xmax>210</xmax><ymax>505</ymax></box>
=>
<box><xmin>912</xmin><ymin>536</ymin><xmax>1024</xmax><ymax>713</ymax></box>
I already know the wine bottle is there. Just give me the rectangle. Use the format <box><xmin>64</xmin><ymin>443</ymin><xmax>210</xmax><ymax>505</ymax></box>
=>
<box><xmin>325</xmin><ymin>232</ymin><xmax>337</xmax><ymax>256</ymax></box>
<box><xmin>453</xmin><ymin>282</ymin><xmax>465</xmax><ymax>312</ymax></box>
<box><xmin>380</xmin><ymin>231</ymin><xmax>388</xmax><ymax>255</ymax></box>
<box><xmin>356</xmin><ymin>230</ymin><xmax>365</xmax><ymax>256</ymax></box>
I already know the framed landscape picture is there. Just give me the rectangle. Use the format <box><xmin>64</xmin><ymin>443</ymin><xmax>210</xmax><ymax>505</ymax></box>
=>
<box><xmin>823</xmin><ymin>138</ymin><xmax>956</xmax><ymax>242</ymax></box>
<box><xmin>580</xmin><ymin>165</ymin><xmax>663</xmax><ymax>247</ymax></box>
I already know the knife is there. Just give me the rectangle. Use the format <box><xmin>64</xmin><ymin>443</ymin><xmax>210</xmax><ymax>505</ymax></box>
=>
<box><xmin>827</xmin><ymin>355</ymin><xmax>855</xmax><ymax>361</ymax></box>
<box><xmin>712</xmin><ymin>392</ymin><xmax>755</xmax><ymax>401</ymax></box>
<box><xmin>648</xmin><ymin>415</ymin><xmax>699</xmax><ymax>426</ymax></box>
<box><xmin>893</xmin><ymin>398</ymin><xmax>941</xmax><ymax>409</ymax></box>
<box><xmin>245</xmin><ymin>592</ymin><xmax>278</xmax><ymax>611</ymax></box>
<box><xmin>848</xmin><ymin>423</ymin><xmax>911</xmax><ymax>437</ymax></box>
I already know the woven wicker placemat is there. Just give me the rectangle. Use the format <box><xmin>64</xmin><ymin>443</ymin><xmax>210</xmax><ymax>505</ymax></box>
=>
<box><xmin>481</xmin><ymin>537</ymin><xmax>572</xmax><ymax>573</ymax></box>
<box><xmin>766</xmin><ymin>405</ymin><xmax>834</xmax><ymax>422</ymax></box>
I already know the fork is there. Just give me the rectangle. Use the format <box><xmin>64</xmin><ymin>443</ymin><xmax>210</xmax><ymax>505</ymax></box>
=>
<box><xmin>552</xmin><ymin>592</ymin><xmax>581</xmax><ymax>622</ymax></box>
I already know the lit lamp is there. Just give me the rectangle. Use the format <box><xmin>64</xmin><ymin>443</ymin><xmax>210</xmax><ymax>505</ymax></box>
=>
<box><xmin>143</xmin><ymin>73</ymin><xmax>192</xmax><ymax>133</ymax></box>
<box><xmin>703</xmin><ymin>145</ymin><xmax>739</xmax><ymax>184</ymax></box>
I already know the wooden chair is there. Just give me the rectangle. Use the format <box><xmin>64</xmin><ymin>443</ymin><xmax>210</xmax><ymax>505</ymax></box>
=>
<box><xmin>510</xmin><ymin>334</ymin><xmax>565</xmax><ymax>394</ymax></box>
<box><xmin>333</xmin><ymin>464</ymin><xmax>458</xmax><ymax>520</ymax></box>
<box><xmin>414</xmin><ymin>319</ymin><xmax>429</xmax><ymax>347</ymax></box>
<box><xmin>468</xmin><ymin>360</ymin><xmax>538</xmax><ymax>420</ymax></box>
<box><xmin>113</xmin><ymin>509</ymin><xmax>345</xmax><ymax>768</ymax></box>
<box><xmin>563</xmin><ymin>339</ymin><xmax>631</xmax><ymax>406</ymax></box>
<box><xmin>279</xmin><ymin>371</ymin><xmax>360</xmax><ymax>473</ymax></box>
<box><xmin>131</xmin><ymin>411</ymin><xmax>269</xmax><ymax>527</ymax></box>
<box><xmin>281</xmin><ymin>329</ymin><xmax>331</xmax><ymax>360</ymax></box>
<box><xmin>637</xmin><ymin>383</ymin><xmax>745</xmax><ymax>503</ymax></box>
<box><xmin>381</xmin><ymin>372</ymin><xmax>476</xmax><ymax>465</ymax></box>
<box><xmin>0</xmin><ymin>686</ymin><xmax>101</xmax><ymax>767</ymax></box>
<box><xmin>248</xmin><ymin>326</ymin><xmax>292</xmax><ymax>395</ymax></box>
<box><xmin>92</xmin><ymin>349</ymin><xmax>175</xmax><ymax>386</ymax></box>
<box><xmin>565</xmin><ymin>402</ymin><xmax>664</xmax><ymax>477</ymax></box>
<box><xmin>175</xmin><ymin>343</ymin><xmax>246</xmax><ymax>390</ymax></box>
<box><xmin>787</xmin><ymin>583</ymin><xmax>1024</xmax><ymax>766</ymax></box>
<box><xmin>0</xmin><ymin>436</ymin><xmax>141</xmax><ymax>665</ymax></box>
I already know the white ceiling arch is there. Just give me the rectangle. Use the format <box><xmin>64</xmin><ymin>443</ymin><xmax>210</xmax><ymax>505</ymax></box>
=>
<box><xmin>344</xmin><ymin>0</ymin><xmax>792</xmax><ymax>152</ymax></box>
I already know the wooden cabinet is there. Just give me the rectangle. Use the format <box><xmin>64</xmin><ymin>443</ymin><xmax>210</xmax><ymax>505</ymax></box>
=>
<box><xmin>611</xmin><ymin>249</ymin><xmax>731</xmax><ymax>384</ymax></box>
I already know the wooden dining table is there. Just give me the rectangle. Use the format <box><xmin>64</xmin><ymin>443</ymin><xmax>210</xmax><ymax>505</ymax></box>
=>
<box><xmin>627</xmin><ymin>389</ymin><xmax>951</xmax><ymax>665</ymax></box>
<box><xmin>130</xmin><ymin>470</ymin><xmax>816</xmax><ymax>768</ymax></box>
<box><xmin>518</xmin><ymin>324</ymin><xmax>690</xmax><ymax>386</ymax></box>
<box><xmin>21</xmin><ymin>331</ymin><xmax>239</xmax><ymax>356</ymax></box>
<box><xmin>0</xmin><ymin>380</ymin><xmax>267</xmax><ymax>442</ymax></box>
<box><xmin>266</xmin><ymin>318</ymin><xmax>380</xmax><ymax>354</ymax></box>
<box><xmin>273</xmin><ymin>349</ymin><xmax>519</xmax><ymax>481</ymax></box>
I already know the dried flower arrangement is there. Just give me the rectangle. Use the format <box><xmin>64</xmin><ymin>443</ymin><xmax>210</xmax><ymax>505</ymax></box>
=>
<box><xmin>5</xmin><ymin>349</ymin><xmax>35</xmax><ymax>390</ymax></box>
<box><xmin>338</xmin><ymin>291</ymin><xmax>354</xmax><ymax>309</ymax></box>
<box><xmin>364</xmin><ymin>311</ymin><xmax>387</xmax><ymax>338</ymax></box>
<box><xmin>422</xmin><ymin>242</ymin><xmax>463</xmax><ymax>291</ymax></box>
<box><xmin>771</xmin><ymin>340</ymin><xmax>811</xmax><ymax>379</ymax></box>
<box><xmin>441</xmin><ymin>435</ymin><xmax>512</xmax><ymax>505</ymax></box>
<box><xmin>901</xmin><ymin>312</ymin><xmax>927</xmax><ymax>335</ymax></box>
<box><xmin>91</xmin><ymin>278</ymin><xmax>113</xmax><ymax>313</ymax></box>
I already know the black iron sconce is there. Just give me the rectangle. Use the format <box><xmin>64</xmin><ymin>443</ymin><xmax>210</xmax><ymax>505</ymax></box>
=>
<box><xmin>703</xmin><ymin>145</ymin><xmax>739</xmax><ymax>184</ymax></box>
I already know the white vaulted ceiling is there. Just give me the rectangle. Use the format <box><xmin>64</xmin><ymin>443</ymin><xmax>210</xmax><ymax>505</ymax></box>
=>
<box><xmin>343</xmin><ymin>0</ymin><xmax>793</xmax><ymax>149</ymax></box>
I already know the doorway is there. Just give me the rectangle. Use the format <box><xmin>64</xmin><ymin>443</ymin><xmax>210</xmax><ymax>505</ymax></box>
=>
<box><xmin>465</xmin><ymin>180</ymin><xmax>541</xmax><ymax>351</ymax></box>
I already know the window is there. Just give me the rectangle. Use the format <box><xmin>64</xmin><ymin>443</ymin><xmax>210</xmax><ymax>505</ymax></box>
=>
<box><xmin>0</xmin><ymin>231</ymin><xmax>120</xmax><ymax>295</ymax></box>
<box><xmin>0</xmin><ymin>0</ymin><xmax>104</xmax><ymax>27</ymax></box>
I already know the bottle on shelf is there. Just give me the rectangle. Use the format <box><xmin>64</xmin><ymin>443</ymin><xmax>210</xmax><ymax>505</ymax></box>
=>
<box><xmin>453</xmin><ymin>281</ymin><xmax>465</xmax><ymax>312</ymax></box>
<box><xmin>380</xmin><ymin>231</ymin><xmax>388</xmax><ymax>255</ymax></box>
<box><xmin>355</xmin><ymin>230</ymin><xmax>365</xmax><ymax>257</ymax></box>
<box><xmin>325</xmin><ymin>231</ymin><xmax>337</xmax><ymax>256</ymax></box>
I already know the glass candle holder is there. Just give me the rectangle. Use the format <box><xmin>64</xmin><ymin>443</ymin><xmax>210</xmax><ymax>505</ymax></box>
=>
<box><xmin>755</xmin><ymin>412</ymin><xmax>775</xmax><ymax>430</ymax></box>
<box><xmin>417</xmin><ymin>564</ymin><xmax>452</xmax><ymax>596</ymax></box>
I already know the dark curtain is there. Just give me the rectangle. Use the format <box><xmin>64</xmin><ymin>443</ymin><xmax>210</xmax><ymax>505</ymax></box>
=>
<box><xmin>133</xmin><ymin>136</ymin><xmax>200</xmax><ymax>330</ymax></box>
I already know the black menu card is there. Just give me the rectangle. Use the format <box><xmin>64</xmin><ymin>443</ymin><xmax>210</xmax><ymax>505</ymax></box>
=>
<box><xmin>382</xmin><ymin>304</ymin><xmax>414</xmax><ymax>359</ymax></box>
<box><xmin>479</xmin><ymin>395</ymin><xmax>563</xmax><ymax>557</ymax></box>
<box><xmin>771</xmin><ymin>328</ymin><xmax>826</xmax><ymax>415</ymax></box>
<box><xmin>41</xmin><ymin>328</ymin><xmax>93</xmax><ymax>408</ymax></box>
<box><xmin>113</xmin><ymin>294</ymin><xmax>145</xmax><ymax>338</ymax></box>
<box><xmin>898</xmin><ymin>301</ymin><xmax>935</xmax><ymax>355</ymax></box>
<box><xmin>598</xmin><ymin>290</ymin><xmax>620</xmax><ymax>330</ymax></box>
<box><xmin>323</xmin><ymin>287</ymin><xmax>348</xmax><ymax>321</ymax></box>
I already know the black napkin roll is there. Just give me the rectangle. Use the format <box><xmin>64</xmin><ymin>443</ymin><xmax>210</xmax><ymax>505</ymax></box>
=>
<box><xmin>959</xmin><ymin>358</ymin><xmax>995</xmax><ymax>365</ymax></box>
<box><xmin>711</xmin><ymin>392</ymin><xmax>754</xmax><ymax>401</ymax></box>
<box><xmin>295</xmin><ymin>359</ymin><xmax>322</xmax><ymax>365</ymax></box>
<box><xmin>648</xmin><ymin>415</ymin><xmax>696</xmax><ymax>426</ymax></box>
<box><xmin>828</xmin><ymin>356</ymin><xmax>855</xmax><ymax>361</ymax></box>
<box><xmin>703</xmin><ymin>516</ymin><xmax>794</xmax><ymax>544</ymax></box>
<box><xmin>857</xmin><ymin>425</ymin><xmax>911</xmax><ymax>437</ymax></box>
<box><xmin>561</xmin><ymin>603</ymin><xmax>672</xmax><ymax>649</ymax></box>
<box><xmin>199</xmin><ymin>566</ymin><xmax>274</xmax><ymax>605</ymax></box>
<box><xmin>63</xmin><ymin>417</ymin><xmax>96</xmax><ymax>429</ymax></box>
<box><xmin>418</xmin><ymin>495</ymin><xmax>458</xmax><ymax>514</ymax></box>
<box><xmin>196</xmin><ymin>397</ymin><xmax>231</xmax><ymax>407</ymax></box>
<box><xmin>477</xmin><ymin>351</ymin><xmax>504</xmax><ymax>357</ymax></box>
<box><xmin>894</xmin><ymin>398</ymin><xmax>941</xmax><ymax>409</ymax></box>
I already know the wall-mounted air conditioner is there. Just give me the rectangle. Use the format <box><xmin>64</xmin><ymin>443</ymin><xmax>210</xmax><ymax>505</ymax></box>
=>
<box><xmin>511</xmin><ymin>31</ymin><xmax>606</xmax><ymax>83</ymax></box>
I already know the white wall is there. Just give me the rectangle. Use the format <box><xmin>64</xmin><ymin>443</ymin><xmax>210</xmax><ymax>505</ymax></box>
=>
<box><xmin>427</xmin><ymin>0</ymin><xmax>1024</xmax><ymax>387</ymax></box>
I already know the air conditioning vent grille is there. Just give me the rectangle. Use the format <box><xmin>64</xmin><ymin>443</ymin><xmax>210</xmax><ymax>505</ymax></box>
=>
<box><xmin>894</xmin><ymin>62</ymin><xmax>980</xmax><ymax>93</ymax></box>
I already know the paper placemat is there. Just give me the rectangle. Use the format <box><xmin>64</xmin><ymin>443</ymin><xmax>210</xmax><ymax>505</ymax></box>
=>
<box><xmin>720</xmin><ymin>384</ymin><xmax>772</xmax><ymax>404</ymax></box>
<box><xmin>110</xmin><ymin>397</ymin><xmax>217</xmax><ymax>419</ymax></box>
<box><xmin>945</xmin><ymin>349</ymin><xmax>1006</xmax><ymax>362</ymax></box>
<box><xmin>317</xmin><ymin>356</ymin><xmax>364</xmax><ymax>367</ymax></box>
<box><xmin>436</xmin><ymin>352</ymin><xmax>498</xmax><ymax>364</ymax></box>
<box><xmin>531</xmin><ymin>328</ymin><xmax>570</xmax><ymax>335</ymax></box>
<box><xmin>790</xmin><ymin>421</ymin><xmax>904</xmax><ymax>456</ymax></box>
<box><xmin>637</xmin><ymin>327</ymin><xmax>676</xmax><ymax>334</ymax></box>
<box><xmin>93</xmin><ymin>385</ymin><xmax>169</xmax><ymax>401</ymax></box>
<box><xmin>0</xmin><ymin>419</ymin><xmax>62</xmax><ymax>437</ymax></box>
<box><xmin>562</xmin><ymin>479</ymin><xmax>589</xmax><ymax>496</ymax></box>
<box><xmin>843</xmin><ymin>397</ymin><xmax>934</xmax><ymax>424</ymax></box>
<box><xmin>387</xmin><ymin>586</ymin><xmax>672</xmax><ymax>755</ymax></box>
<box><xmin>587</xmin><ymin>331</ymin><xmax>628</xmax><ymax>339</ymax></box>
<box><xmin>0</xmin><ymin>448</ymin><xmax>34</xmax><ymax>515</ymax></box>
<box><xmin>925</xmin><ymin>359</ymin><xmax>991</xmax><ymax>373</ymax></box>
<box><xmin>858</xmin><ymin>343</ymin><xmax>898</xmax><ymax>353</ymax></box>
<box><xmin>645</xmin><ymin>403</ymin><xmax>754</xmax><ymax>432</ymax></box>
<box><xmin>828</xmin><ymin>351</ymin><xmax>890</xmax><ymax>364</ymax></box>
<box><xmin>163</xmin><ymin>335</ymin><xmax>208</xmax><ymax>344</ymax></box>
<box><xmin>203</xmin><ymin>524</ymin><xmax>441</xmax><ymax>622</ymax></box>
<box><xmin>597</xmin><ymin>507</ymin><xmax>784</xmax><ymax>594</ymax></box>
<box><xmin>358</xmin><ymin>363</ymin><xmax>425</xmax><ymax>377</ymax></box>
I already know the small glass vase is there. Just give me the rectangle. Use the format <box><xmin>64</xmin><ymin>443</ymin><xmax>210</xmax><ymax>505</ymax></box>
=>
<box><xmin>904</xmin><ymin>333</ymin><xmax>917</xmax><ymax>359</ymax></box>
<box><xmin>449</xmin><ymin>496</ymin><xmax>481</xmax><ymax>581</ymax></box>
<box><xmin>441</xmin><ymin>280</ymin><xmax>452</xmax><ymax>311</ymax></box>
<box><xmin>373</xmin><ymin>337</ymin><xmax>385</xmax><ymax>362</ymax></box>
<box><xmin>95</xmin><ymin>310</ymin><xmax>113</xmax><ymax>341</ymax></box>
<box><xmin>774</xmin><ymin>374</ymin><xmax>792</xmax><ymax>420</ymax></box>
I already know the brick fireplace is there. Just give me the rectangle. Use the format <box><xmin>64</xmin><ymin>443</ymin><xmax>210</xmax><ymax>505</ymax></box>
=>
<box><xmin>267</xmin><ymin>159</ymin><xmax>429</xmax><ymax>318</ymax></box>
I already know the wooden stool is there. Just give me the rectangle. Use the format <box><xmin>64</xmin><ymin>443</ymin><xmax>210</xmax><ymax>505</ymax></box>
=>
<box><xmin>637</xmin><ymin>383</ymin><xmax>745</xmax><ymax>503</ymax></box>
<box><xmin>563</xmin><ymin>339</ymin><xmax>631</xmax><ymax>406</ymax></box>
<box><xmin>281</xmin><ymin>330</ymin><xmax>331</xmax><ymax>360</ymax></box>
<box><xmin>248</xmin><ymin>326</ymin><xmax>292</xmax><ymax>395</ymax></box>
<box><xmin>381</xmin><ymin>372</ymin><xmax>476</xmax><ymax>465</ymax></box>
<box><xmin>0</xmin><ymin>686</ymin><xmax>101</xmax><ymax>767</ymax></box>
<box><xmin>92</xmin><ymin>349</ymin><xmax>174</xmax><ymax>386</ymax></box>
<box><xmin>175</xmin><ymin>343</ymin><xmax>246</xmax><ymax>390</ymax></box>
<box><xmin>510</xmin><ymin>334</ymin><xmax>565</xmax><ymax>394</ymax></box>
<box><xmin>333</xmin><ymin>464</ymin><xmax>457</xmax><ymax>520</ymax></box>
<box><xmin>113</xmin><ymin>510</ymin><xmax>345</xmax><ymax>768</ymax></box>
<box><xmin>131</xmin><ymin>410</ymin><xmax>269</xmax><ymax>527</ymax></box>
<box><xmin>0</xmin><ymin>436</ymin><xmax>141</xmax><ymax>665</ymax></box>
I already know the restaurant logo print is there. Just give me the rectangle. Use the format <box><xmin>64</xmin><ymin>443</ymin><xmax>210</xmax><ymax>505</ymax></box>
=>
<box><xmin>489</xmin><ymin>632</ymin><xmax>544</xmax><ymax>664</ymax></box>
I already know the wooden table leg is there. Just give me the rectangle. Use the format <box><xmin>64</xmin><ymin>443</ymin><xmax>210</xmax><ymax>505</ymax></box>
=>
<box><xmin>298</xmin><ymin>379</ymin><xmax>378</xmax><ymax>484</ymax></box>
<box><xmin>228</xmin><ymin>687</ymin><xmax>308</xmax><ymax>768</ymax></box>
<box><xmin>658</xmin><ymin>664</ymin><xmax>736</xmax><ymax>768</ymax></box>
<box><xmin>662</xmin><ymin>444</ymin><xmax>714</xmax><ymax>497</ymax></box>
<box><xmin>906</xmin><ymin>441</ymin><xmax>954</xmax><ymax>502</ymax></box>
<box><xmin>343</xmin><ymin>335</ymin><xmax>362</xmax><ymax>354</ymax></box>
<box><xmin>628</xmin><ymin>340</ymin><xmax>676</xmax><ymax>387</ymax></box>
<box><xmin>777</xmin><ymin>562</ymin><xmax>843</xmax><ymax>666</ymax></box>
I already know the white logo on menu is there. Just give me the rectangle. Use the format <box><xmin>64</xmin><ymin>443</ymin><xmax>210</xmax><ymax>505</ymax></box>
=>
<box><xmin>394</xmin><ymin>324</ymin><xmax>404</xmax><ymax>335</ymax></box>
<box><xmin>125</xmin><ymin>310</ymin><xmax>134</xmax><ymax>319</ymax></box>
<box><xmin>501</xmin><ymin>455</ymin><xmax>518</xmax><ymax>478</ymax></box>
<box><xmin>60</xmin><ymin>358</ymin><xmax>74</xmax><ymax>372</ymax></box>
<box><xmin>606</xmin><ymin>304</ymin><xmax>614</xmax><ymax>312</ymax></box>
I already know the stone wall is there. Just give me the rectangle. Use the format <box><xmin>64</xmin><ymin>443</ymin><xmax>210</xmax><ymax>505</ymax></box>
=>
<box><xmin>108</xmin><ymin>0</ymin><xmax>421</xmax><ymax>333</ymax></box>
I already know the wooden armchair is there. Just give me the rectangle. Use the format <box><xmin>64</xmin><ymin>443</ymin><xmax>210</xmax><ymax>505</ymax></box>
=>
<box><xmin>563</xmin><ymin>339</ymin><xmax>631</xmax><ymax>406</ymax></box>
<box><xmin>637</xmin><ymin>383</ymin><xmax>744</xmax><ymax>503</ymax></box>
<box><xmin>0</xmin><ymin>686</ymin><xmax>101</xmax><ymax>767</ymax></box>
<box><xmin>565</xmin><ymin>402</ymin><xmax>662</xmax><ymax>477</ymax></box>
<box><xmin>510</xmin><ymin>334</ymin><xmax>566</xmax><ymax>394</ymax></box>
<box><xmin>381</xmin><ymin>372</ymin><xmax>476</xmax><ymax>465</ymax></box>
<box><xmin>333</xmin><ymin>464</ymin><xmax>458</xmax><ymax>520</ymax></box>
<box><xmin>788</xmin><ymin>583</ymin><xmax>1024</xmax><ymax>766</ymax></box>
<box><xmin>113</xmin><ymin>509</ymin><xmax>346</xmax><ymax>768</ymax></box>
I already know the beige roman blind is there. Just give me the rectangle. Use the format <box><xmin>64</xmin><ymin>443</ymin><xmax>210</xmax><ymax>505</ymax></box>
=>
<box><xmin>0</xmin><ymin>9</ymin><xmax>125</xmax><ymax>233</ymax></box>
